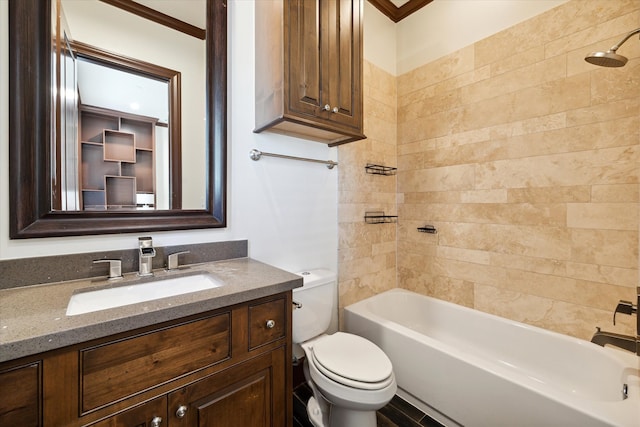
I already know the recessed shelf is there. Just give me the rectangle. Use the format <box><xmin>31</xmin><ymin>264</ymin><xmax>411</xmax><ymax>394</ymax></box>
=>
<box><xmin>365</xmin><ymin>163</ymin><xmax>397</xmax><ymax>176</ymax></box>
<box><xmin>80</xmin><ymin>112</ymin><xmax>118</xmax><ymax>142</ymax></box>
<box><xmin>104</xmin><ymin>130</ymin><xmax>135</xmax><ymax>162</ymax></box>
<box><xmin>105</xmin><ymin>176</ymin><xmax>136</xmax><ymax>208</ymax></box>
<box><xmin>82</xmin><ymin>190</ymin><xmax>106</xmax><ymax>210</ymax></box>
<box><xmin>121</xmin><ymin>118</ymin><xmax>154</xmax><ymax>150</ymax></box>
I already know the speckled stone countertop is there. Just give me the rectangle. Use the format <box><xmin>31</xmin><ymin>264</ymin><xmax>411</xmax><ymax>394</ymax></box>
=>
<box><xmin>0</xmin><ymin>258</ymin><xmax>302</xmax><ymax>363</ymax></box>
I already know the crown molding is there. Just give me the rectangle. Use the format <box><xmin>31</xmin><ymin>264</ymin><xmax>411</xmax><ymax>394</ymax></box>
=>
<box><xmin>367</xmin><ymin>0</ymin><xmax>433</xmax><ymax>23</ymax></box>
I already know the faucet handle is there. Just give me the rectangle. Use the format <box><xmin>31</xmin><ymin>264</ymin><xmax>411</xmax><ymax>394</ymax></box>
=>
<box><xmin>613</xmin><ymin>300</ymin><xmax>637</xmax><ymax>325</ymax></box>
<box><xmin>93</xmin><ymin>259</ymin><xmax>123</xmax><ymax>280</ymax></box>
<box><xmin>138</xmin><ymin>236</ymin><xmax>156</xmax><ymax>257</ymax></box>
<box><xmin>167</xmin><ymin>251</ymin><xmax>190</xmax><ymax>271</ymax></box>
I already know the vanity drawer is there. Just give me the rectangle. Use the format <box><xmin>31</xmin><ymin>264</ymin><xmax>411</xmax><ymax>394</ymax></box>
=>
<box><xmin>248</xmin><ymin>297</ymin><xmax>286</xmax><ymax>350</ymax></box>
<box><xmin>80</xmin><ymin>312</ymin><xmax>230</xmax><ymax>413</ymax></box>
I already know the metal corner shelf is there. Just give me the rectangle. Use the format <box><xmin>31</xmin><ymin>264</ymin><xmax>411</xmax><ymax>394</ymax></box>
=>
<box><xmin>365</xmin><ymin>163</ymin><xmax>397</xmax><ymax>176</ymax></box>
<box><xmin>364</xmin><ymin>212</ymin><xmax>398</xmax><ymax>224</ymax></box>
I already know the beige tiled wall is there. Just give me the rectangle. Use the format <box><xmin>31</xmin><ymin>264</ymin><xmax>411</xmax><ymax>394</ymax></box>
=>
<box><xmin>396</xmin><ymin>0</ymin><xmax>639</xmax><ymax>340</ymax></box>
<box><xmin>339</xmin><ymin>0</ymin><xmax>639</xmax><ymax>341</ymax></box>
<box><xmin>337</xmin><ymin>61</ymin><xmax>398</xmax><ymax>317</ymax></box>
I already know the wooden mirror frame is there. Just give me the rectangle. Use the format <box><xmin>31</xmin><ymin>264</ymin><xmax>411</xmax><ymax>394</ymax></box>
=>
<box><xmin>8</xmin><ymin>0</ymin><xmax>227</xmax><ymax>238</ymax></box>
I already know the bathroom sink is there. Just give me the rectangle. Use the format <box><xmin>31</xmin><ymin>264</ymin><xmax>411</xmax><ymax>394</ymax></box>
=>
<box><xmin>66</xmin><ymin>273</ymin><xmax>224</xmax><ymax>316</ymax></box>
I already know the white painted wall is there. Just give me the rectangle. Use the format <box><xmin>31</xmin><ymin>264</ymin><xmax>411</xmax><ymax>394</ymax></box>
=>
<box><xmin>0</xmin><ymin>0</ymin><xmax>338</xmax><ymax>276</ymax></box>
<box><xmin>0</xmin><ymin>0</ymin><xmax>567</xmax><ymax>274</ymax></box>
<box><xmin>364</xmin><ymin>0</ymin><xmax>568</xmax><ymax>76</ymax></box>
<box><xmin>363</xmin><ymin>0</ymin><xmax>397</xmax><ymax>76</ymax></box>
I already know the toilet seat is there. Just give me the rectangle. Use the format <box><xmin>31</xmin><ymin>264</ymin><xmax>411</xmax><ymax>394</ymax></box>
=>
<box><xmin>310</xmin><ymin>332</ymin><xmax>394</xmax><ymax>390</ymax></box>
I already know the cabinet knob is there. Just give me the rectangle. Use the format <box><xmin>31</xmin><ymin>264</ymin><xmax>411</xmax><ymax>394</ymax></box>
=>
<box><xmin>323</xmin><ymin>104</ymin><xmax>331</xmax><ymax>111</ymax></box>
<box><xmin>175</xmin><ymin>405</ymin><xmax>188</xmax><ymax>418</ymax></box>
<box><xmin>332</xmin><ymin>106</ymin><xmax>339</xmax><ymax>113</ymax></box>
<box><xmin>266</xmin><ymin>319</ymin><xmax>276</xmax><ymax>329</ymax></box>
<box><xmin>150</xmin><ymin>416</ymin><xmax>162</xmax><ymax>427</ymax></box>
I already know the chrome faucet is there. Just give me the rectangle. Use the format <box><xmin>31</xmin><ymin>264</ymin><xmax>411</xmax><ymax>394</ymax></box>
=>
<box><xmin>93</xmin><ymin>259</ymin><xmax>122</xmax><ymax>280</ymax></box>
<box><xmin>591</xmin><ymin>327</ymin><xmax>637</xmax><ymax>353</ymax></box>
<box><xmin>138</xmin><ymin>236</ymin><xmax>156</xmax><ymax>276</ymax></box>
<box><xmin>166</xmin><ymin>251</ymin><xmax>190</xmax><ymax>271</ymax></box>
<box><xmin>591</xmin><ymin>288</ymin><xmax>639</xmax><ymax>356</ymax></box>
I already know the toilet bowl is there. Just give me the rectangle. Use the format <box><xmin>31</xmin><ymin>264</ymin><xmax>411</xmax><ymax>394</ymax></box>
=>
<box><xmin>293</xmin><ymin>270</ymin><xmax>397</xmax><ymax>427</ymax></box>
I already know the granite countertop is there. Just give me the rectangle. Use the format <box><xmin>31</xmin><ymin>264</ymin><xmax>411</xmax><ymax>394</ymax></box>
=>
<box><xmin>0</xmin><ymin>258</ymin><xmax>302</xmax><ymax>363</ymax></box>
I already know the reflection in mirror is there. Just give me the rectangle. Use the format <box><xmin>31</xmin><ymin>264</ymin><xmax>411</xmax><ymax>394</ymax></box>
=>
<box><xmin>9</xmin><ymin>0</ymin><xmax>227</xmax><ymax>238</ymax></box>
<box><xmin>73</xmin><ymin>61</ymin><xmax>172</xmax><ymax>210</ymax></box>
<box><xmin>54</xmin><ymin>0</ymin><xmax>207</xmax><ymax>211</ymax></box>
<box><xmin>68</xmin><ymin>44</ymin><xmax>175</xmax><ymax>211</ymax></box>
<box><xmin>57</xmin><ymin>30</ymin><xmax>80</xmax><ymax>210</ymax></box>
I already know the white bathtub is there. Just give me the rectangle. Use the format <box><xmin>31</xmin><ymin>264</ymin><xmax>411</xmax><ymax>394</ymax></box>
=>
<box><xmin>344</xmin><ymin>289</ymin><xmax>640</xmax><ymax>427</ymax></box>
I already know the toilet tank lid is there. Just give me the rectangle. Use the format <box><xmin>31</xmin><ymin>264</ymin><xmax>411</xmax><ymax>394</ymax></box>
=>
<box><xmin>294</xmin><ymin>269</ymin><xmax>336</xmax><ymax>290</ymax></box>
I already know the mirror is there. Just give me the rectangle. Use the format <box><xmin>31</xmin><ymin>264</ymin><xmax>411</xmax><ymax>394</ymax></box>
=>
<box><xmin>54</xmin><ymin>0</ymin><xmax>207</xmax><ymax>211</ymax></box>
<box><xmin>9</xmin><ymin>0</ymin><xmax>226</xmax><ymax>238</ymax></box>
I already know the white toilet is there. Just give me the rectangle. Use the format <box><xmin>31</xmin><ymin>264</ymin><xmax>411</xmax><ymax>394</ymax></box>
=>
<box><xmin>293</xmin><ymin>269</ymin><xmax>397</xmax><ymax>427</ymax></box>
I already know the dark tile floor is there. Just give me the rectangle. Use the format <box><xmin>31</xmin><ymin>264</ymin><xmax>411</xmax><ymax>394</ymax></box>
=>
<box><xmin>293</xmin><ymin>382</ymin><xmax>444</xmax><ymax>427</ymax></box>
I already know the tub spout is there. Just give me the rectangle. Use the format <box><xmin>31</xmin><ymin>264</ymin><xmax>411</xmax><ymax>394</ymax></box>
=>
<box><xmin>591</xmin><ymin>327</ymin><xmax>638</xmax><ymax>354</ymax></box>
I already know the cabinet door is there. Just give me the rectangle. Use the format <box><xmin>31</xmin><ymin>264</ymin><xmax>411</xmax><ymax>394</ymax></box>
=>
<box><xmin>168</xmin><ymin>349</ymin><xmax>287</xmax><ymax>427</ymax></box>
<box><xmin>89</xmin><ymin>396</ymin><xmax>167</xmax><ymax>427</ymax></box>
<box><xmin>0</xmin><ymin>363</ymin><xmax>41</xmax><ymax>427</ymax></box>
<box><xmin>288</xmin><ymin>0</ymin><xmax>362</xmax><ymax>130</ymax></box>
<box><xmin>288</xmin><ymin>0</ymin><xmax>324</xmax><ymax>117</ymax></box>
<box><xmin>326</xmin><ymin>0</ymin><xmax>362</xmax><ymax>129</ymax></box>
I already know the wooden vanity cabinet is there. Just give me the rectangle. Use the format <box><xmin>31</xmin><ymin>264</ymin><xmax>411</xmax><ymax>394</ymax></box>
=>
<box><xmin>89</xmin><ymin>397</ymin><xmax>167</xmax><ymax>427</ymax></box>
<box><xmin>0</xmin><ymin>362</ymin><xmax>42</xmax><ymax>426</ymax></box>
<box><xmin>168</xmin><ymin>348</ymin><xmax>286</xmax><ymax>427</ymax></box>
<box><xmin>0</xmin><ymin>292</ymin><xmax>292</xmax><ymax>427</ymax></box>
<box><xmin>255</xmin><ymin>0</ymin><xmax>365</xmax><ymax>146</ymax></box>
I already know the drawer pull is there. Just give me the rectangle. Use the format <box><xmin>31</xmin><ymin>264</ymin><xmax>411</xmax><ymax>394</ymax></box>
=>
<box><xmin>175</xmin><ymin>405</ymin><xmax>188</xmax><ymax>418</ymax></box>
<box><xmin>151</xmin><ymin>416</ymin><xmax>162</xmax><ymax>427</ymax></box>
<box><xmin>266</xmin><ymin>319</ymin><xmax>276</xmax><ymax>329</ymax></box>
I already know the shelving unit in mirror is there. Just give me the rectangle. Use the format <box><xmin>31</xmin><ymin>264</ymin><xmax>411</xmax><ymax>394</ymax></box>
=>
<box><xmin>79</xmin><ymin>105</ymin><xmax>157</xmax><ymax>210</ymax></box>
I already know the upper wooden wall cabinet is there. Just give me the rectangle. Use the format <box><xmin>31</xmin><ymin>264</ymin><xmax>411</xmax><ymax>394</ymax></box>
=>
<box><xmin>255</xmin><ymin>0</ymin><xmax>365</xmax><ymax>147</ymax></box>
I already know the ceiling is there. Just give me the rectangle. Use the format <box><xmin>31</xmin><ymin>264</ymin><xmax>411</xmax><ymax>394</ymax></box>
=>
<box><xmin>77</xmin><ymin>58</ymin><xmax>169</xmax><ymax>124</ymax></box>
<box><xmin>368</xmin><ymin>0</ymin><xmax>433</xmax><ymax>23</ymax></box>
<box><xmin>108</xmin><ymin>0</ymin><xmax>425</xmax><ymax>27</ymax></box>
<box><xmin>133</xmin><ymin>0</ymin><xmax>205</xmax><ymax>28</ymax></box>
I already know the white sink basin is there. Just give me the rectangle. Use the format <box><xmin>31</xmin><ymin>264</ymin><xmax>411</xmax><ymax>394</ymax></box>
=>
<box><xmin>66</xmin><ymin>273</ymin><xmax>224</xmax><ymax>316</ymax></box>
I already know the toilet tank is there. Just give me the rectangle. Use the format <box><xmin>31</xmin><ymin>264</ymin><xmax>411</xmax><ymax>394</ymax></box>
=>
<box><xmin>292</xmin><ymin>269</ymin><xmax>336</xmax><ymax>344</ymax></box>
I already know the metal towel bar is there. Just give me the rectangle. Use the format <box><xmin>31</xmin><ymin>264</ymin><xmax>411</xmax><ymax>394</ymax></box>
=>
<box><xmin>249</xmin><ymin>149</ymin><xmax>338</xmax><ymax>169</ymax></box>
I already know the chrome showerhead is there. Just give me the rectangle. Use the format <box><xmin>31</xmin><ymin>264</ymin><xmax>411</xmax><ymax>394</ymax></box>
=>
<box><xmin>584</xmin><ymin>50</ymin><xmax>628</xmax><ymax>67</ymax></box>
<box><xmin>585</xmin><ymin>27</ymin><xmax>640</xmax><ymax>68</ymax></box>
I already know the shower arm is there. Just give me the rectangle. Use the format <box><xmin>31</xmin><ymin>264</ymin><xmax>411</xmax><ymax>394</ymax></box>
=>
<box><xmin>609</xmin><ymin>27</ymin><xmax>640</xmax><ymax>52</ymax></box>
